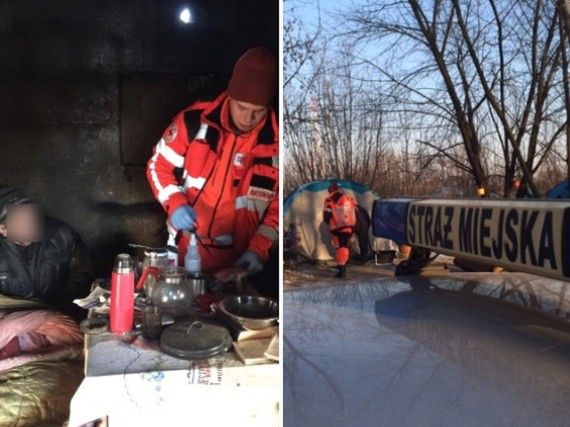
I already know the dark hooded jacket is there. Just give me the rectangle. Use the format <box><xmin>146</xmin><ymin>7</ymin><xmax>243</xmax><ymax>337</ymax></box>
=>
<box><xmin>0</xmin><ymin>217</ymin><xmax>94</xmax><ymax>318</ymax></box>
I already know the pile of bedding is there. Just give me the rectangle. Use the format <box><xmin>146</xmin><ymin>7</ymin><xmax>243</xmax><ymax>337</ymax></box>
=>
<box><xmin>0</xmin><ymin>294</ymin><xmax>85</xmax><ymax>426</ymax></box>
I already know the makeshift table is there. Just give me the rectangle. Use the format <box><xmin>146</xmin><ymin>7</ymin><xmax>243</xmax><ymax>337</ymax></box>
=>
<box><xmin>68</xmin><ymin>306</ymin><xmax>279</xmax><ymax>426</ymax></box>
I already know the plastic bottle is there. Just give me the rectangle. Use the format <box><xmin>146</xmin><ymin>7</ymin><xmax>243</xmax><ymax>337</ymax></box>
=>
<box><xmin>110</xmin><ymin>253</ymin><xmax>135</xmax><ymax>334</ymax></box>
<box><xmin>185</xmin><ymin>232</ymin><xmax>201</xmax><ymax>274</ymax></box>
<box><xmin>166</xmin><ymin>234</ymin><xmax>179</xmax><ymax>267</ymax></box>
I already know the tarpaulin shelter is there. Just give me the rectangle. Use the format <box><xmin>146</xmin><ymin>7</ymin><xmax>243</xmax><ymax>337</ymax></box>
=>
<box><xmin>546</xmin><ymin>180</ymin><xmax>570</xmax><ymax>199</ymax></box>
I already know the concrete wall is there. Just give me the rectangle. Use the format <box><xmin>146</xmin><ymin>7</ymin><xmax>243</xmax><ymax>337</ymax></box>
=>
<box><xmin>0</xmin><ymin>0</ymin><xmax>278</xmax><ymax>273</ymax></box>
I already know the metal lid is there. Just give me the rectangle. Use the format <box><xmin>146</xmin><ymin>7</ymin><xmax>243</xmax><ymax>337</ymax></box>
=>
<box><xmin>159</xmin><ymin>318</ymin><xmax>232</xmax><ymax>360</ymax></box>
<box><xmin>114</xmin><ymin>253</ymin><xmax>134</xmax><ymax>273</ymax></box>
<box><xmin>144</xmin><ymin>250</ymin><xmax>168</xmax><ymax>259</ymax></box>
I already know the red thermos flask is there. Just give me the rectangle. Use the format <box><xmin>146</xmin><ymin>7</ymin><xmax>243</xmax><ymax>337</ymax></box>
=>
<box><xmin>110</xmin><ymin>254</ymin><xmax>135</xmax><ymax>334</ymax></box>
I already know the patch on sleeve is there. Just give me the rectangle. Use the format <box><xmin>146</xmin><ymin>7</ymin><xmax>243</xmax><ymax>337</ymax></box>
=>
<box><xmin>247</xmin><ymin>186</ymin><xmax>275</xmax><ymax>202</ymax></box>
<box><xmin>164</xmin><ymin>123</ymin><xmax>178</xmax><ymax>144</ymax></box>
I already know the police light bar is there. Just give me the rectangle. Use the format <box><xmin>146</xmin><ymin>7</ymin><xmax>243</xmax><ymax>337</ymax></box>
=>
<box><xmin>372</xmin><ymin>198</ymin><xmax>570</xmax><ymax>282</ymax></box>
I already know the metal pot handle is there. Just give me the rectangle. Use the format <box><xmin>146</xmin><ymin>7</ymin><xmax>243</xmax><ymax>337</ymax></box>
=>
<box><xmin>185</xmin><ymin>320</ymin><xmax>202</xmax><ymax>335</ymax></box>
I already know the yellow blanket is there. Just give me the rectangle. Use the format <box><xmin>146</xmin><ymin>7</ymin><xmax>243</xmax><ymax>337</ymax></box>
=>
<box><xmin>0</xmin><ymin>293</ymin><xmax>85</xmax><ymax>427</ymax></box>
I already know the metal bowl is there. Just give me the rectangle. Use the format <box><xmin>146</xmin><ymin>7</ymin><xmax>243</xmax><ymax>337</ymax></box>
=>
<box><xmin>218</xmin><ymin>295</ymin><xmax>279</xmax><ymax>330</ymax></box>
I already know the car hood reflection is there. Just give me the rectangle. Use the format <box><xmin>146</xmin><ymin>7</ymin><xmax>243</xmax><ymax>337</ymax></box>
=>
<box><xmin>284</xmin><ymin>273</ymin><xmax>570</xmax><ymax>427</ymax></box>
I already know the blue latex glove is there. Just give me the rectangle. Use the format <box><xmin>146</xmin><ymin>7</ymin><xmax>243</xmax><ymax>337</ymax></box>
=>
<box><xmin>170</xmin><ymin>205</ymin><xmax>196</xmax><ymax>230</ymax></box>
<box><xmin>234</xmin><ymin>250</ymin><xmax>263</xmax><ymax>276</ymax></box>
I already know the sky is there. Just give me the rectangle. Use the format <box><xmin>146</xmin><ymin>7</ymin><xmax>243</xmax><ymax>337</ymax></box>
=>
<box><xmin>286</xmin><ymin>0</ymin><xmax>381</xmax><ymax>78</ymax></box>
<box><xmin>287</xmin><ymin>0</ymin><xmax>357</xmax><ymax>44</ymax></box>
<box><xmin>285</xmin><ymin>0</ymin><xmax>430</xmax><ymax>95</ymax></box>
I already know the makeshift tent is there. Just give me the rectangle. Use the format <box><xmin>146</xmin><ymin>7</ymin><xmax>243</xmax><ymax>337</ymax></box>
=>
<box><xmin>546</xmin><ymin>180</ymin><xmax>570</xmax><ymax>199</ymax></box>
<box><xmin>284</xmin><ymin>179</ymin><xmax>397</xmax><ymax>261</ymax></box>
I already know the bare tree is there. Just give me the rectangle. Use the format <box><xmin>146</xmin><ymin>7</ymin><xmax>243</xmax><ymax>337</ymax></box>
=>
<box><xmin>284</xmin><ymin>0</ymin><xmax>568</xmax><ymax>199</ymax></box>
<box><xmin>342</xmin><ymin>0</ymin><xmax>568</xmax><ymax>197</ymax></box>
<box><xmin>558</xmin><ymin>0</ymin><xmax>570</xmax><ymax>178</ymax></box>
<box><xmin>285</xmin><ymin>48</ymin><xmax>388</xmax><ymax>193</ymax></box>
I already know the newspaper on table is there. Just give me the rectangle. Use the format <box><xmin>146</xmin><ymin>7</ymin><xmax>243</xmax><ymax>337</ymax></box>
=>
<box><xmin>73</xmin><ymin>282</ymin><xmax>110</xmax><ymax>309</ymax></box>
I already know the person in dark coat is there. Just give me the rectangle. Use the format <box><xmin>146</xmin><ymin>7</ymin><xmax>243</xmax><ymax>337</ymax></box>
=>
<box><xmin>354</xmin><ymin>205</ymin><xmax>371</xmax><ymax>261</ymax></box>
<box><xmin>0</xmin><ymin>186</ymin><xmax>94</xmax><ymax>320</ymax></box>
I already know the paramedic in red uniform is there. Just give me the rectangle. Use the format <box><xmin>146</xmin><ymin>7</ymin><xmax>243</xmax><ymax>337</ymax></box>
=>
<box><xmin>147</xmin><ymin>47</ymin><xmax>278</xmax><ymax>294</ymax></box>
<box><xmin>323</xmin><ymin>182</ymin><xmax>358</xmax><ymax>278</ymax></box>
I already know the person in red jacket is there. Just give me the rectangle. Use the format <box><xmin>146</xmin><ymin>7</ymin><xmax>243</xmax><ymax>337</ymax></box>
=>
<box><xmin>147</xmin><ymin>47</ymin><xmax>278</xmax><ymax>288</ymax></box>
<box><xmin>323</xmin><ymin>182</ymin><xmax>358</xmax><ymax>278</ymax></box>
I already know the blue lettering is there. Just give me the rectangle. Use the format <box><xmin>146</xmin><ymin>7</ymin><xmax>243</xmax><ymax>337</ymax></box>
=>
<box><xmin>505</xmin><ymin>209</ymin><xmax>518</xmax><ymax>262</ymax></box>
<box><xmin>538</xmin><ymin>212</ymin><xmax>557</xmax><ymax>270</ymax></box>
<box><xmin>520</xmin><ymin>210</ymin><xmax>538</xmax><ymax>265</ymax></box>
<box><xmin>492</xmin><ymin>209</ymin><xmax>504</xmax><ymax>259</ymax></box>
<box><xmin>443</xmin><ymin>207</ymin><xmax>454</xmax><ymax>250</ymax></box>
<box><xmin>425</xmin><ymin>206</ymin><xmax>434</xmax><ymax>246</ymax></box>
<box><xmin>479</xmin><ymin>208</ymin><xmax>492</xmax><ymax>257</ymax></box>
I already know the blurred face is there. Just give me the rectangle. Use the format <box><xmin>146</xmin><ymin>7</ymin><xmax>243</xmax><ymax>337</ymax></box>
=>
<box><xmin>0</xmin><ymin>204</ymin><xmax>43</xmax><ymax>246</ymax></box>
<box><xmin>228</xmin><ymin>98</ymin><xmax>268</xmax><ymax>132</ymax></box>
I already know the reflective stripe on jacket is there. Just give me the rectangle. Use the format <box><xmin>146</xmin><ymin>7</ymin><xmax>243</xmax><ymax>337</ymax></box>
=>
<box><xmin>147</xmin><ymin>92</ymin><xmax>279</xmax><ymax>269</ymax></box>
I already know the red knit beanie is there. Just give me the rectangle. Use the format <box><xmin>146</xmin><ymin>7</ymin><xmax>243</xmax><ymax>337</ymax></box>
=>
<box><xmin>227</xmin><ymin>47</ymin><xmax>277</xmax><ymax>106</ymax></box>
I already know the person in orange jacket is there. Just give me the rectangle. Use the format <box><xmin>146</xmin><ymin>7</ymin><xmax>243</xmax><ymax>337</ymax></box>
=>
<box><xmin>147</xmin><ymin>47</ymin><xmax>278</xmax><ymax>287</ymax></box>
<box><xmin>323</xmin><ymin>182</ymin><xmax>358</xmax><ymax>278</ymax></box>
